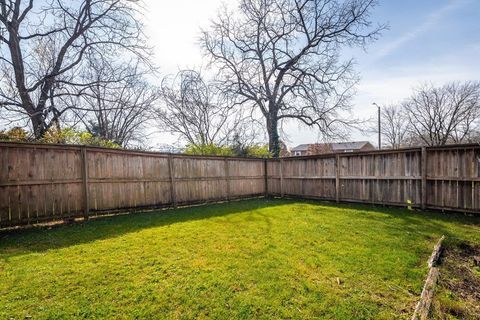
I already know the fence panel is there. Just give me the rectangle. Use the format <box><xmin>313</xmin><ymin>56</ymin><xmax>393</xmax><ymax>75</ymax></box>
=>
<box><xmin>87</xmin><ymin>149</ymin><xmax>172</xmax><ymax>211</ymax></box>
<box><xmin>228</xmin><ymin>159</ymin><xmax>266</xmax><ymax>198</ymax></box>
<box><xmin>265</xmin><ymin>145</ymin><xmax>479</xmax><ymax>213</ymax></box>
<box><xmin>426</xmin><ymin>146</ymin><xmax>480</xmax><ymax>212</ymax></box>
<box><xmin>338</xmin><ymin>150</ymin><xmax>422</xmax><ymax>205</ymax></box>
<box><xmin>0</xmin><ymin>144</ymin><xmax>83</xmax><ymax>226</ymax></box>
<box><xmin>0</xmin><ymin>142</ymin><xmax>266</xmax><ymax>227</ymax></box>
<box><xmin>268</xmin><ymin>156</ymin><xmax>337</xmax><ymax>200</ymax></box>
<box><xmin>266</xmin><ymin>160</ymin><xmax>281</xmax><ymax>195</ymax></box>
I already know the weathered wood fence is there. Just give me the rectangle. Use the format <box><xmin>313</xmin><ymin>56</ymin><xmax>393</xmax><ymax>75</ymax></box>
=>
<box><xmin>1</xmin><ymin>142</ymin><xmax>479</xmax><ymax>228</ymax></box>
<box><xmin>267</xmin><ymin>144</ymin><xmax>480</xmax><ymax>213</ymax></box>
<box><xmin>0</xmin><ymin>142</ymin><xmax>266</xmax><ymax>227</ymax></box>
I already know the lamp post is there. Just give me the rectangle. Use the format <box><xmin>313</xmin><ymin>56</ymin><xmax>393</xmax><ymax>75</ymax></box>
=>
<box><xmin>372</xmin><ymin>102</ymin><xmax>381</xmax><ymax>149</ymax></box>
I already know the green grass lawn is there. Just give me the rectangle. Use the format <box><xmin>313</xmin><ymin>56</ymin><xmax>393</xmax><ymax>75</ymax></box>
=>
<box><xmin>1</xmin><ymin>199</ymin><xmax>479</xmax><ymax>320</ymax></box>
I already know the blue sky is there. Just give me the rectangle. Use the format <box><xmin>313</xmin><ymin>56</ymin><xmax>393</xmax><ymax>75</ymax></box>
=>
<box><xmin>284</xmin><ymin>0</ymin><xmax>480</xmax><ymax>145</ymax></box>
<box><xmin>369</xmin><ymin>0</ymin><xmax>479</xmax><ymax>65</ymax></box>
<box><xmin>134</xmin><ymin>0</ymin><xmax>480</xmax><ymax>147</ymax></box>
<box><xmin>360</xmin><ymin>0</ymin><xmax>480</xmax><ymax>80</ymax></box>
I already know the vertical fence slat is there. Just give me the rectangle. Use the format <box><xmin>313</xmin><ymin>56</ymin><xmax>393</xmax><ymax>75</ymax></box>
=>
<box><xmin>421</xmin><ymin>147</ymin><xmax>427</xmax><ymax>210</ymax></box>
<box><xmin>81</xmin><ymin>147</ymin><xmax>90</xmax><ymax>219</ymax></box>
<box><xmin>280</xmin><ymin>159</ymin><xmax>284</xmax><ymax>197</ymax></box>
<box><xmin>335</xmin><ymin>154</ymin><xmax>340</xmax><ymax>203</ymax></box>
<box><xmin>168</xmin><ymin>154</ymin><xmax>177</xmax><ymax>208</ymax></box>
<box><xmin>225</xmin><ymin>158</ymin><xmax>230</xmax><ymax>201</ymax></box>
<box><xmin>264</xmin><ymin>159</ymin><xmax>268</xmax><ymax>197</ymax></box>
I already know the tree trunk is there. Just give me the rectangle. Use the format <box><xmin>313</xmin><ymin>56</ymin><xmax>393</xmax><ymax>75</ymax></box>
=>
<box><xmin>30</xmin><ymin>112</ymin><xmax>47</xmax><ymax>139</ymax></box>
<box><xmin>267</xmin><ymin>113</ymin><xmax>280</xmax><ymax>158</ymax></box>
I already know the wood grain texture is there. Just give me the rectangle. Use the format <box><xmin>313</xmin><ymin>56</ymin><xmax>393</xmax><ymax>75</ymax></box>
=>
<box><xmin>0</xmin><ymin>143</ymin><xmax>265</xmax><ymax>227</ymax></box>
<box><xmin>412</xmin><ymin>236</ymin><xmax>444</xmax><ymax>320</ymax></box>
<box><xmin>266</xmin><ymin>145</ymin><xmax>479</xmax><ymax>212</ymax></box>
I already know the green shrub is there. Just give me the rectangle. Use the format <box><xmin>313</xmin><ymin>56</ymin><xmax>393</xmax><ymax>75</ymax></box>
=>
<box><xmin>242</xmin><ymin>144</ymin><xmax>271</xmax><ymax>158</ymax></box>
<box><xmin>184</xmin><ymin>143</ymin><xmax>271</xmax><ymax>157</ymax></box>
<box><xmin>184</xmin><ymin>143</ymin><xmax>235</xmax><ymax>156</ymax></box>
<box><xmin>41</xmin><ymin>127</ymin><xmax>120</xmax><ymax>148</ymax></box>
<box><xmin>0</xmin><ymin>127</ymin><xmax>32</xmax><ymax>142</ymax></box>
<box><xmin>0</xmin><ymin>126</ymin><xmax>119</xmax><ymax>148</ymax></box>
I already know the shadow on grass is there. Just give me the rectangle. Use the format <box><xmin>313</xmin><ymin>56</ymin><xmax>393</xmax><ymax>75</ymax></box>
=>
<box><xmin>1</xmin><ymin>197</ymin><xmax>479</xmax><ymax>258</ymax></box>
<box><xmin>295</xmin><ymin>198</ymin><xmax>480</xmax><ymax>244</ymax></box>
<box><xmin>0</xmin><ymin>198</ymin><xmax>285</xmax><ymax>257</ymax></box>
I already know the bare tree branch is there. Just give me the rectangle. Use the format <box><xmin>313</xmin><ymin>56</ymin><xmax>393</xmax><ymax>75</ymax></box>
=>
<box><xmin>404</xmin><ymin>81</ymin><xmax>480</xmax><ymax>146</ymax></box>
<box><xmin>200</xmin><ymin>0</ymin><xmax>385</xmax><ymax>157</ymax></box>
<box><xmin>0</xmin><ymin>0</ymin><xmax>150</xmax><ymax>138</ymax></box>
<box><xmin>74</xmin><ymin>56</ymin><xmax>159</xmax><ymax>147</ymax></box>
<box><xmin>154</xmin><ymin>70</ymin><xmax>250</xmax><ymax>148</ymax></box>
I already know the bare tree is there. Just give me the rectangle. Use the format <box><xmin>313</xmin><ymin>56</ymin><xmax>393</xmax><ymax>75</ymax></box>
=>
<box><xmin>155</xmin><ymin>70</ymin><xmax>249</xmax><ymax>148</ymax></box>
<box><xmin>0</xmin><ymin>0</ymin><xmax>149</xmax><ymax>139</ymax></box>
<box><xmin>404</xmin><ymin>82</ymin><xmax>480</xmax><ymax>146</ymax></box>
<box><xmin>76</xmin><ymin>57</ymin><xmax>159</xmax><ymax>147</ymax></box>
<box><xmin>378</xmin><ymin>104</ymin><xmax>410</xmax><ymax>149</ymax></box>
<box><xmin>200</xmin><ymin>0</ymin><xmax>384</xmax><ymax>157</ymax></box>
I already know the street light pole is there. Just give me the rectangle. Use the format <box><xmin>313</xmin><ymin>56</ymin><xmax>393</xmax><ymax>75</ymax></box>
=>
<box><xmin>372</xmin><ymin>103</ymin><xmax>381</xmax><ymax>149</ymax></box>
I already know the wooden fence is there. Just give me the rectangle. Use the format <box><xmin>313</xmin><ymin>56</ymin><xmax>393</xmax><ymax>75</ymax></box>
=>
<box><xmin>267</xmin><ymin>144</ymin><xmax>480</xmax><ymax>213</ymax></box>
<box><xmin>0</xmin><ymin>142</ymin><xmax>266</xmax><ymax>228</ymax></box>
<box><xmin>1</xmin><ymin>142</ymin><xmax>479</xmax><ymax>228</ymax></box>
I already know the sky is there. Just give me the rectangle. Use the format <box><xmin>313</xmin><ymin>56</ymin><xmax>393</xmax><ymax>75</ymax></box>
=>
<box><xmin>143</xmin><ymin>0</ymin><xmax>480</xmax><ymax>148</ymax></box>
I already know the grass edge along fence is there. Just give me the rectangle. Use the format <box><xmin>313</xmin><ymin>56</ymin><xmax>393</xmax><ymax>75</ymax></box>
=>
<box><xmin>1</xmin><ymin>141</ymin><xmax>479</xmax><ymax>228</ymax></box>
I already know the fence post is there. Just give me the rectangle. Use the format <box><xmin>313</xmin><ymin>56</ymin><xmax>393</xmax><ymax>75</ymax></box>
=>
<box><xmin>264</xmin><ymin>159</ymin><xmax>268</xmax><ymax>198</ymax></box>
<box><xmin>225</xmin><ymin>158</ymin><xmax>230</xmax><ymax>201</ymax></box>
<box><xmin>421</xmin><ymin>147</ymin><xmax>427</xmax><ymax>210</ymax></box>
<box><xmin>168</xmin><ymin>154</ymin><xmax>177</xmax><ymax>208</ymax></box>
<box><xmin>280</xmin><ymin>158</ymin><xmax>284</xmax><ymax>197</ymax></box>
<box><xmin>335</xmin><ymin>154</ymin><xmax>340</xmax><ymax>203</ymax></box>
<box><xmin>81</xmin><ymin>146</ymin><xmax>90</xmax><ymax>220</ymax></box>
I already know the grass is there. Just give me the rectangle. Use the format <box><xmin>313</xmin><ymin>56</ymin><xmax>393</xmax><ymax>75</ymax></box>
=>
<box><xmin>1</xmin><ymin>199</ymin><xmax>479</xmax><ymax>320</ymax></box>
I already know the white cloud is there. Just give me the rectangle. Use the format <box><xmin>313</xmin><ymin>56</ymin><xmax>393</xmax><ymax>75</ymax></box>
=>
<box><xmin>143</xmin><ymin>0</ymin><xmax>225</xmax><ymax>75</ymax></box>
<box><xmin>357</xmin><ymin>43</ymin><xmax>480</xmax><ymax>106</ymax></box>
<box><xmin>349</xmin><ymin>45</ymin><xmax>480</xmax><ymax>144</ymax></box>
<box><xmin>369</xmin><ymin>0</ymin><xmax>469</xmax><ymax>63</ymax></box>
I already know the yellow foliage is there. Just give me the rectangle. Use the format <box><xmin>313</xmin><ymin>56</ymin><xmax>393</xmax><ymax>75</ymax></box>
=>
<box><xmin>0</xmin><ymin>126</ymin><xmax>119</xmax><ymax>148</ymax></box>
<box><xmin>0</xmin><ymin>127</ymin><xmax>31</xmax><ymax>142</ymax></box>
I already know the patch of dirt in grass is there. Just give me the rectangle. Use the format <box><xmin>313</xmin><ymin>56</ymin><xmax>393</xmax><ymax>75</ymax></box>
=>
<box><xmin>432</xmin><ymin>242</ymin><xmax>480</xmax><ymax>319</ymax></box>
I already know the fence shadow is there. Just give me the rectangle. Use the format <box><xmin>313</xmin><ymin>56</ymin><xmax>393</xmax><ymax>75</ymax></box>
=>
<box><xmin>0</xmin><ymin>199</ymin><xmax>283</xmax><ymax>258</ymax></box>
<box><xmin>1</xmin><ymin>198</ymin><xmax>479</xmax><ymax>260</ymax></box>
<box><xmin>296</xmin><ymin>199</ymin><xmax>480</xmax><ymax>244</ymax></box>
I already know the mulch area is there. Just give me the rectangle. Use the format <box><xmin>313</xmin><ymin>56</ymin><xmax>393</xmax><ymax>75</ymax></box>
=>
<box><xmin>433</xmin><ymin>242</ymin><xmax>480</xmax><ymax>319</ymax></box>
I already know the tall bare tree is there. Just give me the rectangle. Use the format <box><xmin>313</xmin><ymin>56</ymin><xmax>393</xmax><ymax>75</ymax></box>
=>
<box><xmin>0</xmin><ymin>0</ymin><xmax>149</xmax><ymax>138</ymax></box>
<box><xmin>155</xmin><ymin>70</ymin><xmax>248</xmax><ymax>148</ymax></box>
<box><xmin>201</xmin><ymin>0</ymin><xmax>384</xmax><ymax>157</ymax></box>
<box><xmin>76</xmin><ymin>57</ymin><xmax>159</xmax><ymax>147</ymax></box>
<box><xmin>378</xmin><ymin>104</ymin><xmax>410</xmax><ymax>149</ymax></box>
<box><xmin>404</xmin><ymin>82</ymin><xmax>480</xmax><ymax>146</ymax></box>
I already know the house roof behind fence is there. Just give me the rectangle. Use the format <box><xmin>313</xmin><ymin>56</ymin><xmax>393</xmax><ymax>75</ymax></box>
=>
<box><xmin>290</xmin><ymin>144</ymin><xmax>311</xmax><ymax>151</ymax></box>
<box><xmin>291</xmin><ymin>141</ymin><xmax>372</xmax><ymax>152</ymax></box>
<box><xmin>331</xmin><ymin>141</ymin><xmax>371</xmax><ymax>150</ymax></box>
